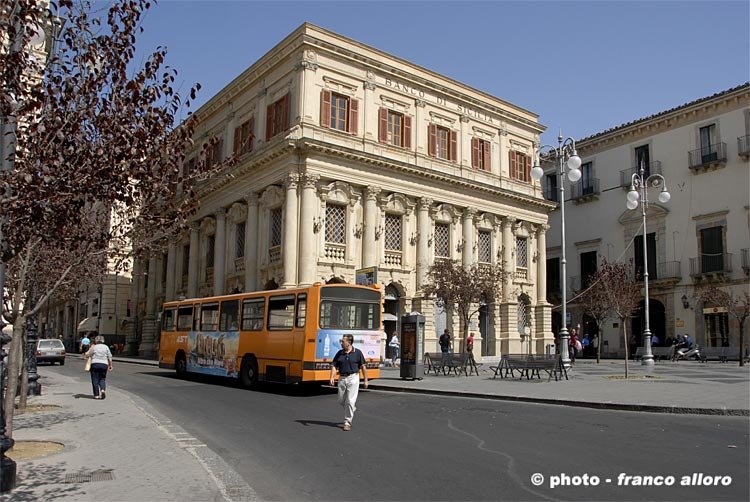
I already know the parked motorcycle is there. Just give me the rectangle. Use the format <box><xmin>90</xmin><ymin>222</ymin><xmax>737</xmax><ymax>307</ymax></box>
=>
<box><xmin>673</xmin><ymin>343</ymin><xmax>703</xmax><ymax>361</ymax></box>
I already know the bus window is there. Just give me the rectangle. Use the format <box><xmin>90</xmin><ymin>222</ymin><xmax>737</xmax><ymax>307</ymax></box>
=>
<box><xmin>200</xmin><ymin>303</ymin><xmax>219</xmax><ymax>331</ymax></box>
<box><xmin>242</xmin><ymin>298</ymin><xmax>265</xmax><ymax>331</ymax></box>
<box><xmin>162</xmin><ymin>308</ymin><xmax>176</xmax><ymax>331</ymax></box>
<box><xmin>320</xmin><ymin>300</ymin><xmax>379</xmax><ymax>330</ymax></box>
<box><xmin>220</xmin><ymin>300</ymin><xmax>240</xmax><ymax>331</ymax></box>
<box><xmin>193</xmin><ymin>304</ymin><xmax>201</xmax><ymax>331</ymax></box>
<box><xmin>177</xmin><ymin>306</ymin><xmax>193</xmax><ymax>331</ymax></box>
<box><xmin>296</xmin><ymin>294</ymin><xmax>306</xmax><ymax>328</ymax></box>
<box><xmin>268</xmin><ymin>295</ymin><xmax>295</xmax><ymax>330</ymax></box>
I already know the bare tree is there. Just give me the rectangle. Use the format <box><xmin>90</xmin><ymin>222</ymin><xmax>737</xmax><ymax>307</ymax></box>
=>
<box><xmin>579</xmin><ymin>268</ymin><xmax>613</xmax><ymax>364</ymax></box>
<box><xmin>698</xmin><ymin>285</ymin><xmax>749</xmax><ymax>367</ymax></box>
<box><xmin>422</xmin><ymin>260</ymin><xmax>506</xmax><ymax>352</ymax></box>
<box><xmin>1</xmin><ymin>0</ymin><xmax>227</xmax><ymax>433</ymax></box>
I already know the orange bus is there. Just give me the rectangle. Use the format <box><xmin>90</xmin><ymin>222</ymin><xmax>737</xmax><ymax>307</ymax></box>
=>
<box><xmin>158</xmin><ymin>283</ymin><xmax>382</xmax><ymax>387</ymax></box>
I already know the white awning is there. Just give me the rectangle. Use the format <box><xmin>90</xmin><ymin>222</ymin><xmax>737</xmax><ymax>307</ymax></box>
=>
<box><xmin>382</xmin><ymin>313</ymin><xmax>398</xmax><ymax>322</ymax></box>
<box><xmin>77</xmin><ymin>317</ymin><xmax>99</xmax><ymax>332</ymax></box>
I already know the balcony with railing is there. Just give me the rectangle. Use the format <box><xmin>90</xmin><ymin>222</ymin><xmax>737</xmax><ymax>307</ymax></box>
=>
<box><xmin>570</xmin><ymin>178</ymin><xmax>600</xmax><ymax>202</ymax></box>
<box><xmin>739</xmin><ymin>135</ymin><xmax>750</xmax><ymax>160</ymax></box>
<box><xmin>688</xmin><ymin>142</ymin><xmax>727</xmax><ymax>171</ymax></box>
<box><xmin>689</xmin><ymin>253</ymin><xmax>733</xmax><ymax>276</ymax></box>
<box><xmin>383</xmin><ymin>250</ymin><xmax>403</xmax><ymax>268</ymax></box>
<box><xmin>324</xmin><ymin>242</ymin><xmax>346</xmax><ymax>263</ymax></box>
<box><xmin>636</xmin><ymin>261</ymin><xmax>682</xmax><ymax>282</ymax></box>
<box><xmin>742</xmin><ymin>248</ymin><xmax>749</xmax><ymax>274</ymax></box>
<box><xmin>620</xmin><ymin>161</ymin><xmax>662</xmax><ymax>188</ymax></box>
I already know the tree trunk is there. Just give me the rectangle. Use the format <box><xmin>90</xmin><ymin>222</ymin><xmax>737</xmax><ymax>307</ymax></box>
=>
<box><xmin>3</xmin><ymin>322</ymin><xmax>24</xmax><ymax>437</ymax></box>
<box><xmin>622</xmin><ymin>317</ymin><xmax>629</xmax><ymax>379</ymax></box>
<box><xmin>18</xmin><ymin>327</ymin><xmax>29</xmax><ymax>409</ymax></box>
<box><xmin>740</xmin><ymin>318</ymin><xmax>746</xmax><ymax>367</ymax></box>
<box><xmin>596</xmin><ymin>321</ymin><xmax>602</xmax><ymax>364</ymax></box>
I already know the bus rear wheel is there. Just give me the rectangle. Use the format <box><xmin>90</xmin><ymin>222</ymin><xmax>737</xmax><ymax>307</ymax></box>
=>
<box><xmin>175</xmin><ymin>352</ymin><xmax>187</xmax><ymax>378</ymax></box>
<box><xmin>240</xmin><ymin>355</ymin><xmax>258</xmax><ymax>389</ymax></box>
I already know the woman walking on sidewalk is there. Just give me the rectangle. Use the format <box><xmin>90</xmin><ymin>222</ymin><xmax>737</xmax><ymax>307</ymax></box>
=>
<box><xmin>85</xmin><ymin>335</ymin><xmax>113</xmax><ymax>399</ymax></box>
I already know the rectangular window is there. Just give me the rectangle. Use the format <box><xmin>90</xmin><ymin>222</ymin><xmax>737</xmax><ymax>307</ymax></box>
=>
<box><xmin>320</xmin><ymin>300</ymin><xmax>379</xmax><ymax>330</ymax></box>
<box><xmin>434</xmin><ymin>223</ymin><xmax>450</xmax><ymax>258</ymax></box>
<box><xmin>200</xmin><ymin>303</ymin><xmax>219</xmax><ymax>331</ymax></box>
<box><xmin>321</xmin><ymin>90</ymin><xmax>358</xmax><ymax>134</ymax></box>
<box><xmin>177</xmin><ymin>306</ymin><xmax>193</xmax><ymax>331</ymax></box>
<box><xmin>384</xmin><ymin>214</ymin><xmax>402</xmax><ymax>251</ymax></box>
<box><xmin>634</xmin><ymin>233</ymin><xmax>657</xmax><ymax>280</ymax></box>
<box><xmin>235</xmin><ymin>222</ymin><xmax>246</xmax><ymax>259</ymax></box>
<box><xmin>700</xmin><ymin>226</ymin><xmax>724</xmax><ymax>273</ymax></box>
<box><xmin>233</xmin><ymin>119</ymin><xmax>254</xmax><ymax>156</ymax></box>
<box><xmin>547</xmin><ymin>257</ymin><xmax>561</xmax><ymax>293</ymax></box>
<box><xmin>581</xmin><ymin>162</ymin><xmax>594</xmax><ymax>194</ymax></box>
<box><xmin>580</xmin><ymin>251</ymin><xmax>598</xmax><ymax>288</ymax></box>
<box><xmin>545</xmin><ymin>173</ymin><xmax>558</xmax><ymax>202</ymax></box>
<box><xmin>516</xmin><ymin>237</ymin><xmax>528</xmax><ymax>268</ymax></box>
<box><xmin>270</xmin><ymin>208</ymin><xmax>283</xmax><ymax>247</ymax></box>
<box><xmin>510</xmin><ymin>150</ymin><xmax>531</xmax><ymax>182</ymax></box>
<box><xmin>428</xmin><ymin>124</ymin><xmax>457</xmax><ymax>161</ymax></box>
<box><xmin>700</xmin><ymin>124</ymin><xmax>718</xmax><ymax>162</ymax></box>
<box><xmin>296</xmin><ymin>294</ymin><xmax>307</xmax><ymax>328</ymax></box>
<box><xmin>266</xmin><ymin>93</ymin><xmax>290</xmax><ymax>140</ymax></box>
<box><xmin>219</xmin><ymin>300</ymin><xmax>240</xmax><ymax>331</ymax></box>
<box><xmin>330</xmin><ymin>93</ymin><xmax>348</xmax><ymax>131</ymax></box>
<box><xmin>92</xmin><ymin>298</ymin><xmax>99</xmax><ymax>316</ymax></box>
<box><xmin>206</xmin><ymin>236</ymin><xmax>215</xmax><ymax>268</ymax></box>
<box><xmin>471</xmin><ymin>138</ymin><xmax>491</xmax><ymax>171</ymax></box>
<box><xmin>268</xmin><ymin>295</ymin><xmax>296</xmax><ymax>330</ymax></box>
<box><xmin>378</xmin><ymin>108</ymin><xmax>411</xmax><ymax>148</ymax></box>
<box><xmin>161</xmin><ymin>252</ymin><xmax>168</xmax><ymax>288</ymax></box>
<box><xmin>635</xmin><ymin>144</ymin><xmax>650</xmax><ymax>176</ymax></box>
<box><xmin>325</xmin><ymin>204</ymin><xmax>346</xmax><ymax>244</ymax></box>
<box><xmin>182</xmin><ymin>244</ymin><xmax>190</xmax><ymax>279</ymax></box>
<box><xmin>182</xmin><ymin>157</ymin><xmax>196</xmax><ymax>188</ymax></box>
<box><xmin>162</xmin><ymin>308</ymin><xmax>176</xmax><ymax>331</ymax></box>
<box><xmin>206</xmin><ymin>137</ymin><xmax>224</xmax><ymax>169</ymax></box>
<box><xmin>241</xmin><ymin>298</ymin><xmax>265</xmax><ymax>331</ymax></box>
<box><xmin>478</xmin><ymin>230</ymin><xmax>491</xmax><ymax>263</ymax></box>
<box><xmin>388</xmin><ymin>110</ymin><xmax>403</xmax><ymax>146</ymax></box>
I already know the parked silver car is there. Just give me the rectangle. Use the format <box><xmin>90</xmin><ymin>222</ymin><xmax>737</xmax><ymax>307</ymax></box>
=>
<box><xmin>36</xmin><ymin>339</ymin><xmax>66</xmax><ymax>365</ymax></box>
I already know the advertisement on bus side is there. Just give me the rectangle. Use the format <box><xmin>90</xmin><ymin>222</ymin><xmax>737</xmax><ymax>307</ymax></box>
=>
<box><xmin>187</xmin><ymin>331</ymin><xmax>240</xmax><ymax>378</ymax></box>
<box><xmin>316</xmin><ymin>329</ymin><xmax>381</xmax><ymax>361</ymax></box>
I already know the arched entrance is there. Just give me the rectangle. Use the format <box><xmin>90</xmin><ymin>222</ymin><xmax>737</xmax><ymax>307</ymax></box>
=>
<box><xmin>631</xmin><ymin>299</ymin><xmax>666</xmax><ymax>349</ymax></box>
<box><xmin>325</xmin><ymin>276</ymin><xmax>346</xmax><ymax>284</ymax></box>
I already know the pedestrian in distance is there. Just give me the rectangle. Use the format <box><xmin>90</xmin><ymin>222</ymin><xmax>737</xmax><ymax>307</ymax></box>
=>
<box><xmin>329</xmin><ymin>334</ymin><xmax>368</xmax><ymax>431</ymax></box>
<box><xmin>80</xmin><ymin>334</ymin><xmax>91</xmax><ymax>354</ymax></box>
<box><xmin>85</xmin><ymin>335</ymin><xmax>113</xmax><ymax>399</ymax></box>
<box><xmin>465</xmin><ymin>332</ymin><xmax>474</xmax><ymax>354</ymax></box>
<box><xmin>388</xmin><ymin>332</ymin><xmax>400</xmax><ymax>367</ymax></box>
<box><xmin>439</xmin><ymin>329</ymin><xmax>452</xmax><ymax>354</ymax></box>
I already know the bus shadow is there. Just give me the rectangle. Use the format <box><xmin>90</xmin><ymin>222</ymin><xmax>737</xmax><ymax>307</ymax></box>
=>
<box><xmin>137</xmin><ymin>370</ymin><xmax>338</xmax><ymax>397</ymax></box>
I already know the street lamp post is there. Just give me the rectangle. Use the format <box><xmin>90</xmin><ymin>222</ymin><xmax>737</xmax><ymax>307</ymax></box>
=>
<box><xmin>531</xmin><ymin>132</ymin><xmax>582</xmax><ymax>369</ymax></box>
<box><xmin>626</xmin><ymin>161</ymin><xmax>671</xmax><ymax>366</ymax></box>
<box><xmin>0</xmin><ymin>326</ymin><xmax>16</xmax><ymax>493</ymax></box>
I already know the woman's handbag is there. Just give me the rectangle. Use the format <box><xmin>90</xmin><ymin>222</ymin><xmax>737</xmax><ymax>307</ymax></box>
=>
<box><xmin>84</xmin><ymin>357</ymin><xmax>91</xmax><ymax>372</ymax></box>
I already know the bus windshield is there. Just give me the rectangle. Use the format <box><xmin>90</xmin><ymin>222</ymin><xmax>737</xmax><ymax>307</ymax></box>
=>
<box><xmin>319</xmin><ymin>300</ymin><xmax>380</xmax><ymax>330</ymax></box>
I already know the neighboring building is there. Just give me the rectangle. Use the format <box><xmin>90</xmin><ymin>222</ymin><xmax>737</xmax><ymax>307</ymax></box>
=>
<box><xmin>133</xmin><ymin>23</ymin><xmax>556</xmax><ymax>359</ymax></box>
<box><xmin>542</xmin><ymin>83</ymin><xmax>750</xmax><ymax>356</ymax></box>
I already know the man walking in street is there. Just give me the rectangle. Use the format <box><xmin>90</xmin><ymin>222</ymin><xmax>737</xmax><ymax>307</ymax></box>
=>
<box><xmin>329</xmin><ymin>334</ymin><xmax>368</xmax><ymax>431</ymax></box>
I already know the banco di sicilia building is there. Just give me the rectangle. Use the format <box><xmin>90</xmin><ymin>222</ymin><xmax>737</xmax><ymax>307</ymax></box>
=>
<box><xmin>131</xmin><ymin>23</ymin><xmax>555</xmax><ymax>360</ymax></box>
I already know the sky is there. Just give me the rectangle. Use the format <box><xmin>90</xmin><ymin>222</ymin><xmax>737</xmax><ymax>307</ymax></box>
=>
<box><xmin>133</xmin><ymin>0</ymin><xmax>750</xmax><ymax>146</ymax></box>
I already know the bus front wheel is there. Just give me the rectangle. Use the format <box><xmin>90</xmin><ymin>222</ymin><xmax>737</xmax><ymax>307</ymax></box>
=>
<box><xmin>240</xmin><ymin>355</ymin><xmax>258</xmax><ymax>389</ymax></box>
<box><xmin>175</xmin><ymin>352</ymin><xmax>187</xmax><ymax>378</ymax></box>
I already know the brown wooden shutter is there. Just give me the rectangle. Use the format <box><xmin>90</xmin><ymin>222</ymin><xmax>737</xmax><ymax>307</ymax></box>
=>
<box><xmin>450</xmin><ymin>130</ymin><xmax>458</xmax><ymax>162</ymax></box>
<box><xmin>523</xmin><ymin>153</ymin><xmax>531</xmax><ymax>181</ymax></box>
<box><xmin>378</xmin><ymin>108</ymin><xmax>388</xmax><ymax>143</ymax></box>
<box><xmin>509</xmin><ymin>150</ymin><xmax>517</xmax><ymax>179</ymax></box>
<box><xmin>247</xmin><ymin>117</ymin><xmax>255</xmax><ymax>152</ymax></box>
<box><xmin>428</xmin><ymin>124</ymin><xmax>436</xmax><ymax>157</ymax></box>
<box><xmin>403</xmin><ymin>115</ymin><xmax>412</xmax><ymax>149</ymax></box>
<box><xmin>471</xmin><ymin>138</ymin><xmax>479</xmax><ymax>169</ymax></box>
<box><xmin>348</xmin><ymin>98</ymin><xmax>359</xmax><ymax>135</ymax></box>
<box><xmin>233</xmin><ymin>126</ymin><xmax>241</xmax><ymax>155</ymax></box>
<box><xmin>266</xmin><ymin>103</ymin><xmax>274</xmax><ymax>141</ymax></box>
<box><xmin>482</xmin><ymin>141</ymin><xmax>491</xmax><ymax>171</ymax></box>
<box><xmin>281</xmin><ymin>93</ymin><xmax>290</xmax><ymax>131</ymax></box>
<box><xmin>320</xmin><ymin>90</ymin><xmax>331</xmax><ymax>128</ymax></box>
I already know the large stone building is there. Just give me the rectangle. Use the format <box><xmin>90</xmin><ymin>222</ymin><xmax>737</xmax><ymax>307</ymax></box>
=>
<box><xmin>542</xmin><ymin>83</ymin><xmax>750</xmax><ymax>356</ymax></box>
<box><xmin>131</xmin><ymin>23</ymin><xmax>556</xmax><ymax>359</ymax></box>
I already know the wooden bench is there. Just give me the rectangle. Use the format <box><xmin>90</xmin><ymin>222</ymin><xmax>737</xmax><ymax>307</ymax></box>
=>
<box><xmin>633</xmin><ymin>346</ymin><xmax>674</xmax><ymax>361</ymax></box>
<box><xmin>490</xmin><ymin>354</ymin><xmax>567</xmax><ymax>381</ymax></box>
<box><xmin>700</xmin><ymin>346</ymin><xmax>747</xmax><ymax>363</ymax></box>
<box><xmin>423</xmin><ymin>352</ymin><xmax>479</xmax><ymax>376</ymax></box>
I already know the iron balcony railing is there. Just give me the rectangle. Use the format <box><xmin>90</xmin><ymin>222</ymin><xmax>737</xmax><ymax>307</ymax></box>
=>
<box><xmin>543</xmin><ymin>185</ymin><xmax>559</xmax><ymax>202</ymax></box>
<box><xmin>688</xmin><ymin>142</ymin><xmax>727</xmax><ymax>170</ymax></box>
<box><xmin>741</xmin><ymin>248</ymin><xmax>749</xmax><ymax>271</ymax></box>
<box><xmin>570</xmin><ymin>178</ymin><xmax>600</xmax><ymax>200</ymax></box>
<box><xmin>738</xmin><ymin>135</ymin><xmax>750</xmax><ymax>158</ymax></box>
<box><xmin>689</xmin><ymin>253</ymin><xmax>733</xmax><ymax>276</ymax></box>
<box><xmin>635</xmin><ymin>261</ymin><xmax>681</xmax><ymax>282</ymax></box>
<box><xmin>620</xmin><ymin>160</ymin><xmax>662</xmax><ymax>188</ymax></box>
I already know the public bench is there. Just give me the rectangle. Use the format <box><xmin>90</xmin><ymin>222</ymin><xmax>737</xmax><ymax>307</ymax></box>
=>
<box><xmin>423</xmin><ymin>352</ymin><xmax>479</xmax><ymax>376</ymax></box>
<box><xmin>633</xmin><ymin>346</ymin><xmax>673</xmax><ymax>361</ymax></box>
<box><xmin>700</xmin><ymin>347</ymin><xmax>747</xmax><ymax>363</ymax></box>
<box><xmin>490</xmin><ymin>354</ymin><xmax>567</xmax><ymax>381</ymax></box>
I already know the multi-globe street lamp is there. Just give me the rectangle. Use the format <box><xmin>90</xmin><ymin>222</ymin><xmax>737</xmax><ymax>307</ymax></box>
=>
<box><xmin>530</xmin><ymin>132</ymin><xmax>581</xmax><ymax>369</ymax></box>
<box><xmin>626</xmin><ymin>162</ymin><xmax>671</xmax><ymax>366</ymax></box>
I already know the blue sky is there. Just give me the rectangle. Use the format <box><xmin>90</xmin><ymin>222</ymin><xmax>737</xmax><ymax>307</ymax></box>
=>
<box><xmin>136</xmin><ymin>0</ymin><xmax>749</xmax><ymax>145</ymax></box>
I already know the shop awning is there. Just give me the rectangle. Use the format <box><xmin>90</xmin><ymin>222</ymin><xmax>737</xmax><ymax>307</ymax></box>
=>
<box><xmin>382</xmin><ymin>313</ymin><xmax>398</xmax><ymax>322</ymax></box>
<box><xmin>77</xmin><ymin>317</ymin><xmax>99</xmax><ymax>332</ymax></box>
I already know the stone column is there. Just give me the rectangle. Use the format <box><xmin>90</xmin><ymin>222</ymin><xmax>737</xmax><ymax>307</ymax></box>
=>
<box><xmin>187</xmin><ymin>222</ymin><xmax>200</xmax><ymax>298</ymax></box>
<box><xmin>362</xmin><ymin>186</ymin><xmax>380</xmax><ymax>267</ymax></box>
<box><xmin>501</xmin><ymin>217</ymin><xmax>515</xmax><ymax>301</ymax></box>
<box><xmin>536</xmin><ymin>224</ymin><xmax>548</xmax><ymax>304</ymax></box>
<box><xmin>245</xmin><ymin>194</ymin><xmax>259</xmax><ymax>292</ymax></box>
<box><xmin>535</xmin><ymin>224</ymin><xmax>552</xmax><ymax>354</ymax></box>
<box><xmin>460</xmin><ymin>115</ymin><xmax>470</xmax><ymax>166</ymax></box>
<box><xmin>165</xmin><ymin>244</ymin><xmax>176</xmax><ymax>302</ymax></box>
<box><xmin>462</xmin><ymin>207</ymin><xmax>476</xmax><ymax>266</ymax></box>
<box><xmin>297</xmin><ymin>59</ymin><xmax>318</xmax><ymax>123</ymax></box>
<box><xmin>416</xmin><ymin>197</ymin><xmax>432</xmax><ymax>289</ymax></box>
<box><xmin>364</xmin><ymin>81</ymin><xmax>377</xmax><ymax>141</ymax></box>
<box><xmin>139</xmin><ymin>255</ymin><xmax>158</xmax><ymax>357</ymax></box>
<box><xmin>415</xmin><ymin>99</ymin><xmax>426</xmax><ymax>155</ymax></box>
<box><xmin>213</xmin><ymin>208</ymin><xmax>227</xmax><ymax>296</ymax></box>
<box><xmin>282</xmin><ymin>173</ymin><xmax>300</xmax><ymax>288</ymax></box>
<box><xmin>298</xmin><ymin>173</ymin><xmax>319</xmax><ymax>286</ymax></box>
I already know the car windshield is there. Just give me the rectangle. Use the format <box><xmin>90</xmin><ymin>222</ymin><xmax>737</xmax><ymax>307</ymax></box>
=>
<box><xmin>38</xmin><ymin>340</ymin><xmax>64</xmax><ymax>349</ymax></box>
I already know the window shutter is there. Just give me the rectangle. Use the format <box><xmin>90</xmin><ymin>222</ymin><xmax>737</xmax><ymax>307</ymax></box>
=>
<box><xmin>428</xmin><ymin>124</ymin><xmax>436</xmax><ymax>157</ymax></box>
<box><xmin>471</xmin><ymin>138</ymin><xmax>479</xmax><ymax>169</ymax></box>
<box><xmin>450</xmin><ymin>130</ymin><xmax>458</xmax><ymax>162</ymax></box>
<box><xmin>266</xmin><ymin>103</ymin><xmax>274</xmax><ymax>141</ymax></box>
<box><xmin>378</xmin><ymin>108</ymin><xmax>388</xmax><ymax>143</ymax></box>
<box><xmin>348</xmin><ymin>98</ymin><xmax>359</xmax><ymax>135</ymax></box>
<box><xmin>524</xmin><ymin>153</ymin><xmax>531</xmax><ymax>181</ymax></box>
<box><xmin>248</xmin><ymin>117</ymin><xmax>254</xmax><ymax>152</ymax></box>
<box><xmin>281</xmin><ymin>93</ymin><xmax>290</xmax><ymax>131</ymax></box>
<box><xmin>403</xmin><ymin>115</ymin><xmax>412</xmax><ymax>149</ymax></box>
<box><xmin>509</xmin><ymin>150</ymin><xmax>517</xmax><ymax>179</ymax></box>
<box><xmin>320</xmin><ymin>90</ymin><xmax>331</xmax><ymax>128</ymax></box>
<box><xmin>233</xmin><ymin>126</ymin><xmax>241</xmax><ymax>155</ymax></box>
<box><xmin>482</xmin><ymin>141</ymin><xmax>491</xmax><ymax>171</ymax></box>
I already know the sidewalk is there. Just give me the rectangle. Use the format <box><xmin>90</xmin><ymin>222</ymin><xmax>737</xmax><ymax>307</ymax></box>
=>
<box><xmin>1</xmin><ymin>367</ymin><xmax>258</xmax><ymax>502</ymax></box>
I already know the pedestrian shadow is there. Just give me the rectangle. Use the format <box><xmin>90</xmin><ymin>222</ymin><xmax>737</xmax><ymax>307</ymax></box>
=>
<box><xmin>72</xmin><ymin>394</ymin><xmax>98</xmax><ymax>399</ymax></box>
<box><xmin>295</xmin><ymin>419</ymin><xmax>342</xmax><ymax>429</ymax></box>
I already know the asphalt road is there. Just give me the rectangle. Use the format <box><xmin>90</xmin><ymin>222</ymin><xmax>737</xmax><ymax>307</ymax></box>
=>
<box><xmin>48</xmin><ymin>362</ymin><xmax>749</xmax><ymax>502</ymax></box>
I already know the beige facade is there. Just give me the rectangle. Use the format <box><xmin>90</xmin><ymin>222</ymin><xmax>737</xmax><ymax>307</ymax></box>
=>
<box><xmin>133</xmin><ymin>23</ymin><xmax>556</xmax><ymax>359</ymax></box>
<box><xmin>543</xmin><ymin>83</ymin><xmax>750</xmax><ymax>356</ymax></box>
